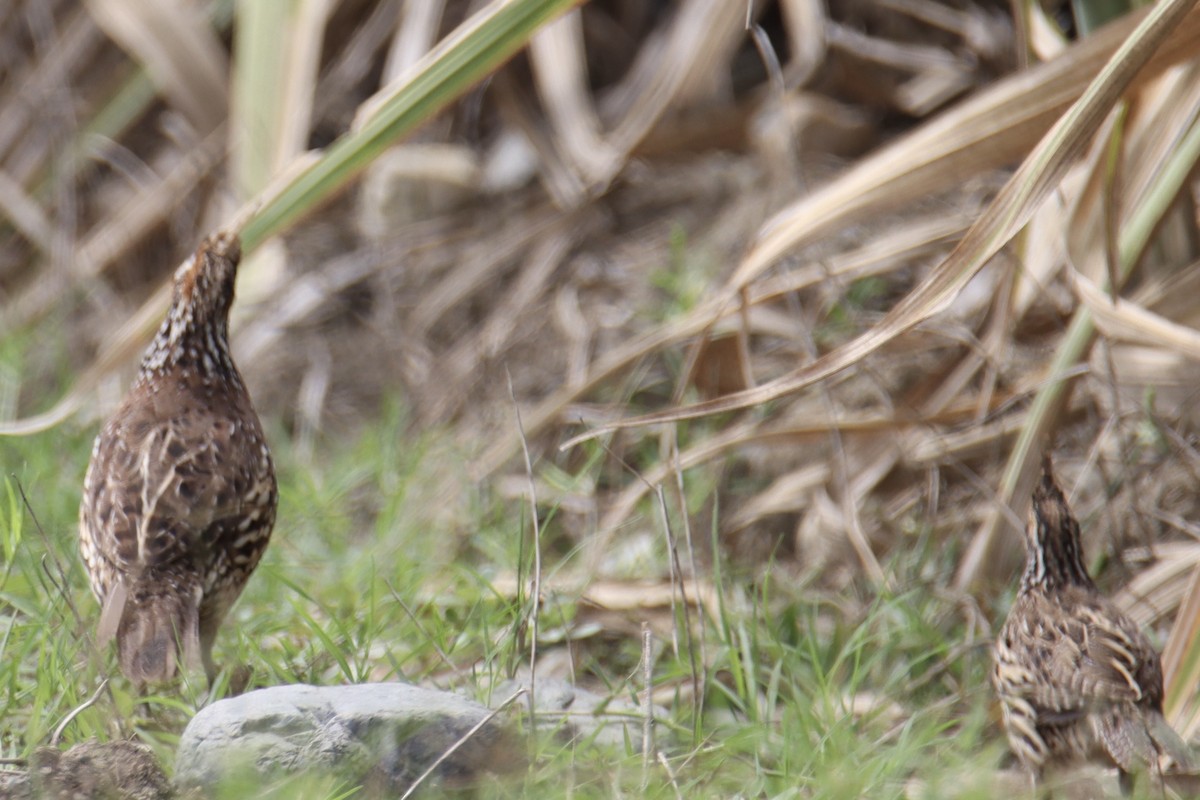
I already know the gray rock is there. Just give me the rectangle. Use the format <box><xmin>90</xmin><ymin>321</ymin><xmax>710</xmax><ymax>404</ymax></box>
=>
<box><xmin>175</xmin><ymin>683</ymin><xmax>520</xmax><ymax>796</ymax></box>
<box><xmin>494</xmin><ymin>678</ymin><xmax>668</xmax><ymax>750</ymax></box>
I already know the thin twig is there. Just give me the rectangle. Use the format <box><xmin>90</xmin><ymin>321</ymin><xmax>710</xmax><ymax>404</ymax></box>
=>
<box><xmin>508</xmin><ymin>368</ymin><xmax>542</xmax><ymax>723</ymax></box>
<box><xmin>671</xmin><ymin>441</ymin><xmax>705</xmax><ymax>731</ymax></box>
<box><xmin>655</xmin><ymin>480</ymin><xmax>699</xmax><ymax>703</ymax></box>
<box><xmin>640</xmin><ymin>622</ymin><xmax>654</xmax><ymax>792</ymax></box>
<box><xmin>398</xmin><ymin>688</ymin><xmax>527</xmax><ymax>800</ymax></box>
<box><xmin>50</xmin><ymin>679</ymin><xmax>109</xmax><ymax>746</ymax></box>
<box><xmin>747</xmin><ymin>23</ymin><xmax>784</xmax><ymax>96</ymax></box>
<box><xmin>657</xmin><ymin>750</ymin><xmax>685</xmax><ymax>800</ymax></box>
<box><xmin>385</xmin><ymin>579</ymin><xmax>461</xmax><ymax>673</ymax></box>
<box><xmin>16</xmin><ymin>477</ymin><xmax>83</xmax><ymax>628</ymax></box>
<box><xmin>652</xmin><ymin>485</ymin><xmax>680</xmax><ymax>659</ymax></box>
<box><xmin>783</xmin><ymin>282</ymin><xmax>888</xmax><ymax>587</ymax></box>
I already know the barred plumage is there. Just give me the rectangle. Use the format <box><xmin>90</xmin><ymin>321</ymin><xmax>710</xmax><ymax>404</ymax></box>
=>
<box><xmin>79</xmin><ymin>233</ymin><xmax>276</xmax><ymax>684</ymax></box>
<box><xmin>992</xmin><ymin>457</ymin><xmax>1191</xmax><ymax>789</ymax></box>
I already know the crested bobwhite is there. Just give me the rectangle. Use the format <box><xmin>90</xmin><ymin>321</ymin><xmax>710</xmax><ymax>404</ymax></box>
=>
<box><xmin>992</xmin><ymin>457</ymin><xmax>1191</xmax><ymax>789</ymax></box>
<box><xmin>79</xmin><ymin>232</ymin><xmax>276</xmax><ymax>684</ymax></box>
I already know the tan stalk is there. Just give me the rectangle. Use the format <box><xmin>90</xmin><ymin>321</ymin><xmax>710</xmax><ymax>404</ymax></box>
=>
<box><xmin>559</xmin><ymin>0</ymin><xmax>1200</xmax><ymax>447</ymax></box>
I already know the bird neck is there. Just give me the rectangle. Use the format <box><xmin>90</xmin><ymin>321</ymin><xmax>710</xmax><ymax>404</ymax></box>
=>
<box><xmin>1020</xmin><ymin>525</ymin><xmax>1094</xmax><ymax>593</ymax></box>
<box><xmin>136</xmin><ymin>301</ymin><xmax>240</xmax><ymax>387</ymax></box>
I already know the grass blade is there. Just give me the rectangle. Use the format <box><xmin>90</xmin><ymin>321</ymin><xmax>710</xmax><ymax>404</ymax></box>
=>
<box><xmin>241</xmin><ymin>0</ymin><xmax>583</xmax><ymax>250</ymax></box>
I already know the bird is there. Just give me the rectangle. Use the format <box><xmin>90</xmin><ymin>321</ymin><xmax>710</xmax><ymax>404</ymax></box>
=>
<box><xmin>78</xmin><ymin>232</ymin><xmax>277</xmax><ymax>685</ymax></box>
<box><xmin>992</xmin><ymin>456</ymin><xmax>1192</xmax><ymax>791</ymax></box>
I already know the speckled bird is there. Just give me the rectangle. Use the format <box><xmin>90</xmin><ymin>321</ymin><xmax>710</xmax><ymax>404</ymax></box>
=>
<box><xmin>79</xmin><ymin>232</ymin><xmax>276</xmax><ymax>684</ymax></box>
<box><xmin>992</xmin><ymin>457</ymin><xmax>1192</xmax><ymax>789</ymax></box>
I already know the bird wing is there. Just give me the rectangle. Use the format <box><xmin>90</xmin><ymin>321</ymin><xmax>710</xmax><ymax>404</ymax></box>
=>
<box><xmin>1069</xmin><ymin>593</ymin><xmax>1158</xmax><ymax>706</ymax></box>
<box><xmin>82</xmin><ymin>390</ymin><xmax>254</xmax><ymax>575</ymax></box>
<box><xmin>997</xmin><ymin>595</ymin><xmax>1146</xmax><ymax>719</ymax></box>
<box><xmin>1029</xmin><ymin>590</ymin><xmax>1189</xmax><ymax>772</ymax></box>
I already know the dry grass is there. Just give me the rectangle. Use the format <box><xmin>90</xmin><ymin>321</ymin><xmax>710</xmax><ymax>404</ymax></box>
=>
<box><xmin>4</xmin><ymin>0</ymin><xmax>1200</xmax><ymax>788</ymax></box>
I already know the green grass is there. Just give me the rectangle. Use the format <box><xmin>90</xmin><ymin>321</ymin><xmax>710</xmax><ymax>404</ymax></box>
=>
<box><xmin>0</xmin><ymin>340</ymin><xmax>1033</xmax><ymax>799</ymax></box>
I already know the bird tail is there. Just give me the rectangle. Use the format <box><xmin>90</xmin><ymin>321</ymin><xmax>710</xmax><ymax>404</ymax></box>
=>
<box><xmin>1095</xmin><ymin>705</ymin><xmax>1195</xmax><ymax>774</ymax></box>
<box><xmin>1146</xmin><ymin>710</ymin><xmax>1195</xmax><ymax>772</ymax></box>
<box><xmin>98</xmin><ymin>575</ymin><xmax>201</xmax><ymax>684</ymax></box>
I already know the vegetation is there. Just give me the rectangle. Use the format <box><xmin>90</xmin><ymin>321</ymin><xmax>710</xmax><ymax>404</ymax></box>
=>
<box><xmin>0</xmin><ymin>403</ymin><xmax>1004</xmax><ymax>797</ymax></box>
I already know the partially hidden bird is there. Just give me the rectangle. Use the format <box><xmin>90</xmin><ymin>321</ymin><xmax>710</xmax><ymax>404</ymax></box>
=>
<box><xmin>79</xmin><ymin>232</ymin><xmax>276</xmax><ymax>684</ymax></box>
<box><xmin>993</xmin><ymin>456</ymin><xmax>1193</xmax><ymax>790</ymax></box>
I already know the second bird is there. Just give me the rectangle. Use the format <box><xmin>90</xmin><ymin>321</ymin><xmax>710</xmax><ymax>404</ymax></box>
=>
<box><xmin>992</xmin><ymin>457</ymin><xmax>1192</xmax><ymax>791</ymax></box>
<box><xmin>79</xmin><ymin>232</ymin><xmax>277</xmax><ymax>685</ymax></box>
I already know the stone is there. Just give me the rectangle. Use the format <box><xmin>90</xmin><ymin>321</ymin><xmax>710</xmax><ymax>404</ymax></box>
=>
<box><xmin>0</xmin><ymin>769</ymin><xmax>29</xmax><ymax>800</ymax></box>
<box><xmin>174</xmin><ymin>683</ymin><xmax>519</xmax><ymax>796</ymax></box>
<box><xmin>493</xmin><ymin>677</ymin><xmax>668</xmax><ymax>751</ymax></box>
<box><xmin>29</xmin><ymin>739</ymin><xmax>173</xmax><ymax>799</ymax></box>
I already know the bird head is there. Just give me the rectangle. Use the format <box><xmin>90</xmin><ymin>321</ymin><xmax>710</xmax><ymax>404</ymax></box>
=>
<box><xmin>172</xmin><ymin>232</ymin><xmax>241</xmax><ymax>327</ymax></box>
<box><xmin>1022</xmin><ymin>456</ymin><xmax>1094</xmax><ymax>591</ymax></box>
